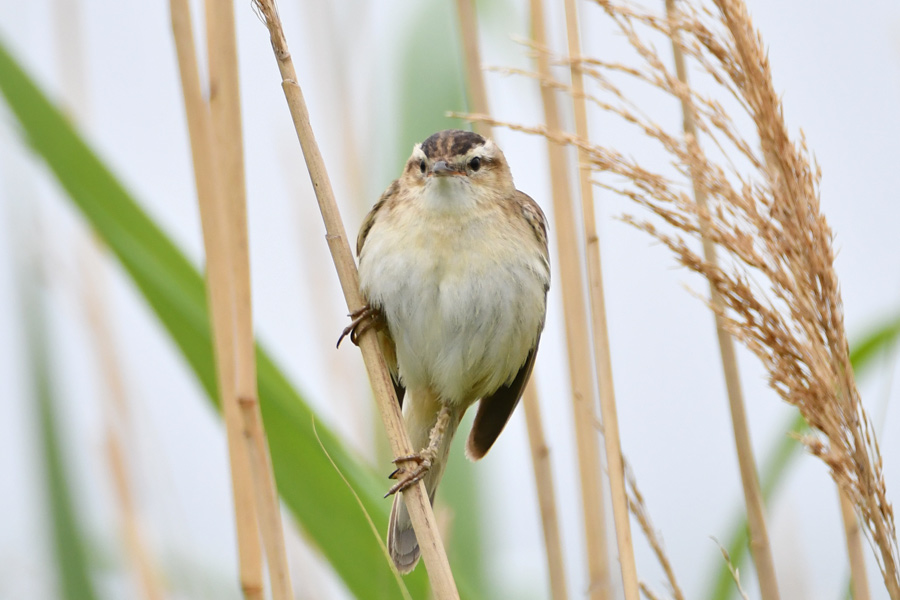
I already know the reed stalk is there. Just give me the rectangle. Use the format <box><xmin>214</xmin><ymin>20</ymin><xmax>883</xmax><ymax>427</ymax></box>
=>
<box><xmin>294</xmin><ymin>1</ymin><xmax>371</xmax><ymax>448</ymax></box>
<box><xmin>522</xmin><ymin>383</ymin><xmax>569</xmax><ymax>600</ymax></box>
<box><xmin>454</xmin><ymin>0</ymin><xmax>490</xmax><ymax>140</ymax></box>
<box><xmin>173</xmin><ymin>1</ymin><xmax>263</xmax><ymax>595</ymax></box>
<box><xmin>529</xmin><ymin>0</ymin><xmax>611</xmax><ymax>596</ymax></box>
<box><xmin>663</xmin><ymin>1</ymin><xmax>781</xmax><ymax>598</ymax></box>
<box><xmin>237</xmin><ymin>396</ymin><xmax>293</xmax><ymax>598</ymax></box>
<box><xmin>623</xmin><ymin>464</ymin><xmax>684</xmax><ymax>600</ymax></box>
<box><xmin>172</xmin><ymin>1</ymin><xmax>293</xmax><ymax>598</ymax></box>
<box><xmin>249</xmin><ymin>1</ymin><xmax>459</xmax><ymax>596</ymax></box>
<box><xmin>452</xmin><ymin>3</ymin><xmax>568</xmax><ymax>597</ymax></box>
<box><xmin>204</xmin><ymin>3</ymin><xmax>293</xmax><ymax>594</ymax></box>
<box><xmin>53</xmin><ymin>2</ymin><xmax>167</xmax><ymax>594</ymax></box>
<box><xmin>706</xmin><ymin>2</ymin><xmax>880</xmax><ymax>595</ymax></box>
<box><xmin>560</xmin><ymin>1</ymin><xmax>639</xmax><ymax>598</ymax></box>
<box><xmin>840</xmin><ymin>489</ymin><xmax>872</xmax><ymax>600</ymax></box>
<box><xmin>468</xmin><ymin>0</ymin><xmax>900</xmax><ymax>595</ymax></box>
<box><xmin>105</xmin><ymin>434</ymin><xmax>165</xmax><ymax>600</ymax></box>
<box><xmin>525</xmin><ymin>0</ymin><xmax>900</xmax><ymax>594</ymax></box>
<box><xmin>51</xmin><ymin>0</ymin><xmax>87</xmax><ymax>120</ymax></box>
<box><xmin>81</xmin><ymin>247</ymin><xmax>165</xmax><ymax>600</ymax></box>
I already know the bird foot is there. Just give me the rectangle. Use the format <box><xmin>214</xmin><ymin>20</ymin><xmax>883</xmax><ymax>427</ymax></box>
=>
<box><xmin>385</xmin><ymin>453</ymin><xmax>433</xmax><ymax>498</ymax></box>
<box><xmin>336</xmin><ymin>304</ymin><xmax>383</xmax><ymax>348</ymax></box>
<box><xmin>383</xmin><ymin>405</ymin><xmax>452</xmax><ymax>497</ymax></box>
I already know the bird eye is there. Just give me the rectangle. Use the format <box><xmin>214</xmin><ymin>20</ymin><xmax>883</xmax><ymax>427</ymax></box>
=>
<box><xmin>469</xmin><ymin>157</ymin><xmax>481</xmax><ymax>172</ymax></box>
<box><xmin>419</xmin><ymin>160</ymin><xmax>427</xmax><ymax>174</ymax></box>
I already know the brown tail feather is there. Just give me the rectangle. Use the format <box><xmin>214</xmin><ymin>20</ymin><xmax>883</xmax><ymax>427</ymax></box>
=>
<box><xmin>387</xmin><ymin>403</ymin><xmax>461</xmax><ymax>573</ymax></box>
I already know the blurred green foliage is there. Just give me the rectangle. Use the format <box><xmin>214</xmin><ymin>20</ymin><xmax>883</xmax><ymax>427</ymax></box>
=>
<box><xmin>0</xmin><ymin>38</ymin><xmax>453</xmax><ymax>600</ymax></box>
<box><xmin>392</xmin><ymin>0</ymin><xmax>468</xmax><ymax>172</ymax></box>
<box><xmin>2</xmin><ymin>0</ymin><xmax>897</xmax><ymax>595</ymax></box>
<box><xmin>28</xmin><ymin>282</ymin><xmax>99</xmax><ymax>600</ymax></box>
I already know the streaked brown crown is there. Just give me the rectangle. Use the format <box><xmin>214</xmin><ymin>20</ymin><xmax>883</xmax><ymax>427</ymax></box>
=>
<box><xmin>420</xmin><ymin>130</ymin><xmax>485</xmax><ymax>162</ymax></box>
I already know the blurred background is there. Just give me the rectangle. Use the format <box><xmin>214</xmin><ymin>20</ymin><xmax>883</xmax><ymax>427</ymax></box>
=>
<box><xmin>1</xmin><ymin>0</ymin><xmax>900</xmax><ymax>598</ymax></box>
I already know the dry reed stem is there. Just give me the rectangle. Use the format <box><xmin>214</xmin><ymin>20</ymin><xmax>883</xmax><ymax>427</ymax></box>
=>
<box><xmin>292</xmin><ymin>5</ymin><xmax>370</xmax><ymax>448</ymax></box>
<box><xmin>683</xmin><ymin>0</ymin><xmax>867</xmax><ymax>593</ymax></box>
<box><xmin>81</xmin><ymin>247</ymin><xmax>165</xmax><ymax>600</ymax></box>
<box><xmin>206</xmin><ymin>3</ymin><xmax>295</xmax><ymax>597</ymax></box>
<box><xmin>178</xmin><ymin>0</ymin><xmax>263</xmax><ymax>595</ymax></box>
<box><xmin>454</xmin><ymin>0</ymin><xmax>490</xmax><ymax>139</ymax></box>
<box><xmin>55</xmin><ymin>2</ymin><xmax>166</xmax><ymax>593</ymax></box>
<box><xmin>51</xmin><ymin>0</ymin><xmax>87</xmax><ymax>120</ymax></box>
<box><xmin>203</xmin><ymin>3</ymin><xmax>293</xmax><ymax>594</ymax></box>
<box><xmin>173</xmin><ymin>1</ymin><xmax>293</xmax><ymax>598</ymax></box>
<box><xmin>452</xmin><ymin>5</ymin><xmax>569</xmax><ymax>598</ymax></box>
<box><xmin>638</xmin><ymin>582</ymin><xmax>663</xmax><ymax>600</ymax></box>
<box><xmin>250</xmin><ymin>1</ymin><xmax>459</xmax><ymax>596</ymax></box>
<box><xmin>561</xmin><ymin>1</ymin><xmax>640</xmax><ymax>598</ymax></box>
<box><xmin>840</xmin><ymin>488</ymin><xmax>872</xmax><ymax>600</ymax></box>
<box><xmin>472</xmin><ymin>0</ymin><xmax>900</xmax><ymax>595</ymax></box>
<box><xmin>663</xmin><ymin>1</ymin><xmax>781</xmax><ymax>598</ymax></box>
<box><xmin>238</xmin><ymin>397</ymin><xmax>293</xmax><ymax>597</ymax></box>
<box><xmin>480</xmin><ymin>0</ymin><xmax>900</xmax><ymax>594</ymax></box>
<box><xmin>105</xmin><ymin>435</ymin><xmax>165</xmax><ymax>600</ymax></box>
<box><xmin>98</xmin><ymin>377</ymin><xmax>156</xmax><ymax>598</ymax></box>
<box><xmin>522</xmin><ymin>383</ymin><xmax>570</xmax><ymax>600</ymax></box>
<box><xmin>287</xmin><ymin>165</ymin><xmax>369</xmax><ymax>447</ymax></box>
<box><xmin>529</xmin><ymin>0</ymin><xmax>612</xmax><ymax>596</ymax></box>
<box><xmin>624</xmin><ymin>464</ymin><xmax>684</xmax><ymax>600</ymax></box>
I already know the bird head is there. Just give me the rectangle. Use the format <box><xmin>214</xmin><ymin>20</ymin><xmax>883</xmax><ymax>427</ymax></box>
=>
<box><xmin>401</xmin><ymin>129</ymin><xmax>515</xmax><ymax>197</ymax></box>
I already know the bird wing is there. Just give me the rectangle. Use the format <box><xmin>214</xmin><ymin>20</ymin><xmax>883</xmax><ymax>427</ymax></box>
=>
<box><xmin>466</xmin><ymin>343</ymin><xmax>539</xmax><ymax>460</ymax></box>
<box><xmin>356</xmin><ymin>179</ymin><xmax>399</xmax><ymax>256</ymax></box>
<box><xmin>466</xmin><ymin>190</ymin><xmax>549</xmax><ymax>460</ymax></box>
<box><xmin>357</xmin><ymin>180</ymin><xmax>405</xmax><ymax>407</ymax></box>
<box><xmin>515</xmin><ymin>190</ymin><xmax>550</xmax><ymax>286</ymax></box>
<box><xmin>378</xmin><ymin>328</ymin><xmax>405</xmax><ymax>408</ymax></box>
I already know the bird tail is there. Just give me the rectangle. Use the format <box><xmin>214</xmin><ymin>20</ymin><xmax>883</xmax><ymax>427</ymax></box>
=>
<box><xmin>388</xmin><ymin>400</ymin><xmax>461</xmax><ymax>574</ymax></box>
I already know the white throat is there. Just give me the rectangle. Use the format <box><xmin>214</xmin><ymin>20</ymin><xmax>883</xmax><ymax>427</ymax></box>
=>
<box><xmin>422</xmin><ymin>177</ymin><xmax>478</xmax><ymax>214</ymax></box>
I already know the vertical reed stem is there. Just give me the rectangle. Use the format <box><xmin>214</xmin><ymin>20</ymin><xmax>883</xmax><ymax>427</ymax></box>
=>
<box><xmin>204</xmin><ymin>2</ymin><xmax>293</xmax><ymax>594</ymax></box>
<box><xmin>522</xmin><ymin>384</ymin><xmax>570</xmax><ymax>600</ymax></box>
<box><xmin>454</xmin><ymin>3</ymin><xmax>569</xmax><ymax>597</ymax></box>
<box><xmin>55</xmin><ymin>1</ymin><xmax>166</xmax><ymax>595</ymax></box>
<box><xmin>238</xmin><ymin>397</ymin><xmax>294</xmax><ymax>599</ymax></box>
<box><xmin>173</xmin><ymin>1</ymin><xmax>294</xmax><ymax>597</ymax></box>
<box><xmin>840</xmin><ymin>489</ymin><xmax>872</xmax><ymax>600</ymax></box>
<box><xmin>180</xmin><ymin>0</ymin><xmax>263</xmax><ymax>595</ymax></box>
<box><xmin>664</xmin><ymin>2</ymin><xmax>781</xmax><ymax>598</ymax></box>
<box><xmin>561</xmin><ymin>1</ymin><xmax>639</xmax><ymax>599</ymax></box>
<box><xmin>454</xmin><ymin>0</ymin><xmax>490</xmax><ymax>139</ymax></box>
<box><xmin>529</xmin><ymin>0</ymin><xmax>611</xmax><ymax>596</ymax></box>
<box><xmin>81</xmin><ymin>249</ymin><xmax>166</xmax><ymax>600</ymax></box>
<box><xmin>105</xmin><ymin>435</ymin><xmax>166</xmax><ymax>600</ymax></box>
<box><xmin>250</xmin><ymin>2</ymin><xmax>459</xmax><ymax>596</ymax></box>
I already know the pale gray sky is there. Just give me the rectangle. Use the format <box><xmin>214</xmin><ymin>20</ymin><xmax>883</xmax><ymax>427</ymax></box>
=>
<box><xmin>1</xmin><ymin>1</ymin><xmax>899</xmax><ymax>599</ymax></box>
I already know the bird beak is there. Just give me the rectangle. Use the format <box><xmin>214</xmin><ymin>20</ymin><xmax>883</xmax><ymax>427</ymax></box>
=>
<box><xmin>430</xmin><ymin>161</ymin><xmax>463</xmax><ymax>177</ymax></box>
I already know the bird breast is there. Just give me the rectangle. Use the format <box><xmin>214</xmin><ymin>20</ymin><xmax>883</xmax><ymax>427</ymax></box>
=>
<box><xmin>359</xmin><ymin>198</ymin><xmax>547</xmax><ymax>406</ymax></box>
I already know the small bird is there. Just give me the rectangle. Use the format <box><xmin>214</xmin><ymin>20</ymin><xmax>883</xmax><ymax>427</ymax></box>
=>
<box><xmin>343</xmin><ymin>129</ymin><xmax>549</xmax><ymax>573</ymax></box>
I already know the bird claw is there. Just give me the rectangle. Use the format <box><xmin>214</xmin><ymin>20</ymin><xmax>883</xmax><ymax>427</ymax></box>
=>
<box><xmin>385</xmin><ymin>453</ymin><xmax>432</xmax><ymax>497</ymax></box>
<box><xmin>391</xmin><ymin>453</ymin><xmax>426</xmax><ymax>466</ymax></box>
<box><xmin>336</xmin><ymin>305</ymin><xmax>382</xmax><ymax>348</ymax></box>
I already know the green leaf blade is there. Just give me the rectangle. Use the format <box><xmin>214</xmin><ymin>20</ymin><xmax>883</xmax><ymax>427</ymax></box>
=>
<box><xmin>26</xmin><ymin>284</ymin><xmax>99</xmax><ymax>600</ymax></box>
<box><xmin>0</xmin><ymin>37</ymin><xmax>448</xmax><ymax>600</ymax></box>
